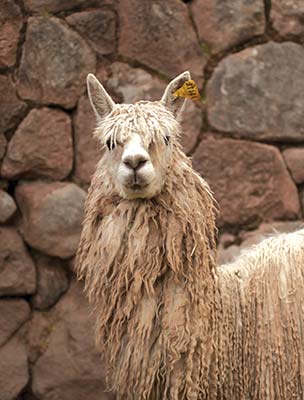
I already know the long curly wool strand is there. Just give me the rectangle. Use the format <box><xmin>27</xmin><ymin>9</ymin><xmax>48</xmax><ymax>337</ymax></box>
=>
<box><xmin>76</xmin><ymin>102</ymin><xmax>304</xmax><ymax>399</ymax></box>
<box><xmin>217</xmin><ymin>229</ymin><xmax>304</xmax><ymax>399</ymax></box>
<box><xmin>77</xmin><ymin>147</ymin><xmax>218</xmax><ymax>399</ymax></box>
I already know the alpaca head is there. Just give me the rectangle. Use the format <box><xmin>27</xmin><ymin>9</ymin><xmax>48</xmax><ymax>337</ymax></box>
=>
<box><xmin>87</xmin><ymin>71</ymin><xmax>191</xmax><ymax>199</ymax></box>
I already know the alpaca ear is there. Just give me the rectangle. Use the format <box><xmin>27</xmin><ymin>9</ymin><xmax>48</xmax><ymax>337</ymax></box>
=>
<box><xmin>161</xmin><ymin>71</ymin><xmax>191</xmax><ymax>118</ymax></box>
<box><xmin>87</xmin><ymin>73</ymin><xmax>115</xmax><ymax>119</ymax></box>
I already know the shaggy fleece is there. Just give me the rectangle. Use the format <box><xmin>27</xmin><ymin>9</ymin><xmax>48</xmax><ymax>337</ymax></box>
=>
<box><xmin>76</xmin><ymin>144</ymin><xmax>218</xmax><ymax>399</ymax></box>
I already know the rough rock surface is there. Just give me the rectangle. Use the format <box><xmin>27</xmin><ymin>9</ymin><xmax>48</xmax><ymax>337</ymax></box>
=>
<box><xmin>0</xmin><ymin>133</ymin><xmax>6</xmax><ymax>163</ymax></box>
<box><xmin>301</xmin><ymin>191</ymin><xmax>304</xmax><ymax>216</ymax></box>
<box><xmin>31</xmin><ymin>281</ymin><xmax>112</xmax><ymax>400</ymax></box>
<box><xmin>0</xmin><ymin>227</ymin><xmax>36</xmax><ymax>296</ymax></box>
<box><xmin>207</xmin><ymin>42</ymin><xmax>304</xmax><ymax>141</ymax></box>
<box><xmin>1</xmin><ymin>108</ymin><xmax>73</xmax><ymax>180</ymax></box>
<box><xmin>0</xmin><ymin>189</ymin><xmax>17</xmax><ymax>223</ymax></box>
<box><xmin>271</xmin><ymin>0</ymin><xmax>304</xmax><ymax>36</ymax></box>
<box><xmin>0</xmin><ymin>0</ymin><xmax>23</xmax><ymax>68</ymax></box>
<box><xmin>27</xmin><ymin>311</ymin><xmax>56</xmax><ymax>364</ymax></box>
<box><xmin>17</xmin><ymin>17</ymin><xmax>96</xmax><ymax>108</ymax></box>
<box><xmin>16</xmin><ymin>182</ymin><xmax>86</xmax><ymax>258</ymax></box>
<box><xmin>0</xmin><ymin>75</ymin><xmax>27</xmax><ymax>135</ymax></box>
<box><xmin>192</xmin><ymin>136</ymin><xmax>300</xmax><ymax>226</ymax></box>
<box><xmin>190</xmin><ymin>0</ymin><xmax>265</xmax><ymax>54</ymax></box>
<box><xmin>118</xmin><ymin>0</ymin><xmax>205</xmax><ymax>82</ymax></box>
<box><xmin>107</xmin><ymin>62</ymin><xmax>166</xmax><ymax>103</ymax></box>
<box><xmin>31</xmin><ymin>254</ymin><xmax>69</xmax><ymax>310</ymax></box>
<box><xmin>74</xmin><ymin>95</ymin><xmax>102</xmax><ymax>185</ymax></box>
<box><xmin>0</xmin><ymin>299</ymin><xmax>31</xmax><ymax>347</ymax></box>
<box><xmin>66</xmin><ymin>10</ymin><xmax>116</xmax><ymax>56</ymax></box>
<box><xmin>179</xmin><ymin>101</ymin><xmax>202</xmax><ymax>155</ymax></box>
<box><xmin>0</xmin><ymin>337</ymin><xmax>29</xmax><ymax>400</ymax></box>
<box><xmin>73</xmin><ymin>64</ymin><xmax>109</xmax><ymax>184</ymax></box>
<box><xmin>282</xmin><ymin>147</ymin><xmax>304</xmax><ymax>184</ymax></box>
<box><xmin>24</xmin><ymin>0</ymin><xmax>113</xmax><ymax>13</ymax></box>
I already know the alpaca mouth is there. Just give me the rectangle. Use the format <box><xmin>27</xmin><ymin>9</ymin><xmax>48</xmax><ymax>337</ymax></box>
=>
<box><xmin>129</xmin><ymin>183</ymin><xmax>149</xmax><ymax>190</ymax></box>
<box><xmin>124</xmin><ymin>174</ymin><xmax>152</xmax><ymax>191</ymax></box>
<box><xmin>119</xmin><ymin>171</ymin><xmax>156</xmax><ymax>194</ymax></box>
<box><xmin>122</xmin><ymin>180</ymin><xmax>150</xmax><ymax>192</ymax></box>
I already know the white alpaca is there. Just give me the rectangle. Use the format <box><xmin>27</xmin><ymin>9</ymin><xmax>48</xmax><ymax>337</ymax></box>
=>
<box><xmin>76</xmin><ymin>71</ymin><xmax>304</xmax><ymax>400</ymax></box>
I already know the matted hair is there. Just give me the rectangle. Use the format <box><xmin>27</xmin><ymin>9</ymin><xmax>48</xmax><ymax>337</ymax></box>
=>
<box><xmin>76</xmin><ymin>138</ymin><xmax>218</xmax><ymax>398</ymax></box>
<box><xmin>93</xmin><ymin>101</ymin><xmax>181</xmax><ymax>150</ymax></box>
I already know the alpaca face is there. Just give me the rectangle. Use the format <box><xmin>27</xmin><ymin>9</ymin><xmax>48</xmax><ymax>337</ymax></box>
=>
<box><xmin>87</xmin><ymin>71</ymin><xmax>191</xmax><ymax>199</ymax></box>
<box><xmin>104</xmin><ymin>129</ymin><xmax>172</xmax><ymax>199</ymax></box>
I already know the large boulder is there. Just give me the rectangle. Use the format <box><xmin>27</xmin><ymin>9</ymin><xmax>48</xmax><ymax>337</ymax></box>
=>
<box><xmin>207</xmin><ymin>42</ymin><xmax>304</xmax><ymax>142</ymax></box>
<box><xmin>17</xmin><ymin>17</ymin><xmax>96</xmax><ymax>109</ymax></box>
<box><xmin>0</xmin><ymin>0</ymin><xmax>23</xmax><ymax>68</ymax></box>
<box><xmin>190</xmin><ymin>0</ymin><xmax>265</xmax><ymax>54</ymax></box>
<box><xmin>271</xmin><ymin>0</ymin><xmax>304</xmax><ymax>36</ymax></box>
<box><xmin>192</xmin><ymin>136</ymin><xmax>300</xmax><ymax>227</ymax></box>
<box><xmin>16</xmin><ymin>182</ymin><xmax>86</xmax><ymax>259</ymax></box>
<box><xmin>0</xmin><ymin>299</ymin><xmax>31</xmax><ymax>347</ymax></box>
<box><xmin>0</xmin><ymin>75</ymin><xmax>27</xmax><ymax>135</ymax></box>
<box><xmin>118</xmin><ymin>0</ymin><xmax>205</xmax><ymax>82</ymax></box>
<box><xmin>31</xmin><ymin>254</ymin><xmax>69</xmax><ymax>310</ymax></box>
<box><xmin>66</xmin><ymin>10</ymin><xmax>116</xmax><ymax>56</ymax></box>
<box><xmin>0</xmin><ymin>337</ymin><xmax>29</xmax><ymax>400</ymax></box>
<box><xmin>31</xmin><ymin>281</ymin><xmax>112</xmax><ymax>400</ymax></box>
<box><xmin>1</xmin><ymin>108</ymin><xmax>73</xmax><ymax>180</ymax></box>
<box><xmin>0</xmin><ymin>227</ymin><xmax>36</xmax><ymax>296</ymax></box>
<box><xmin>0</xmin><ymin>189</ymin><xmax>17</xmax><ymax>224</ymax></box>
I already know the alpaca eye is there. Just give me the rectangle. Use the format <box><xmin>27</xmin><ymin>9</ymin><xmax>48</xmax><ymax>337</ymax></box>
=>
<box><xmin>106</xmin><ymin>138</ymin><xmax>115</xmax><ymax>151</ymax></box>
<box><xmin>164</xmin><ymin>135</ymin><xmax>170</xmax><ymax>146</ymax></box>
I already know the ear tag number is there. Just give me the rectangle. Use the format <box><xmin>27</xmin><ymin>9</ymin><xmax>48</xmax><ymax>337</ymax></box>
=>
<box><xmin>173</xmin><ymin>80</ymin><xmax>200</xmax><ymax>101</ymax></box>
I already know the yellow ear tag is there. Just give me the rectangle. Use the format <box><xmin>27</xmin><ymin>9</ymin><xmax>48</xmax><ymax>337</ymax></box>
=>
<box><xmin>173</xmin><ymin>80</ymin><xmax>200</xmax><ymax>101</ymax></box>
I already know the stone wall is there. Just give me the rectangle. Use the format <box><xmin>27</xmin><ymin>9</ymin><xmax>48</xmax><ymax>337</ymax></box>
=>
<box><xmin>0</xmin><ymin>0</ymin><xmax>303</xmax><ymax>399</ymax></box>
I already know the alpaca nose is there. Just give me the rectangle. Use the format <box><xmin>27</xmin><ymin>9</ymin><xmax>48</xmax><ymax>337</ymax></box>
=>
<box><xmin>123</xmin><ymin>154</ymin><xmax>148</xmax><ymax>170</ymax></box>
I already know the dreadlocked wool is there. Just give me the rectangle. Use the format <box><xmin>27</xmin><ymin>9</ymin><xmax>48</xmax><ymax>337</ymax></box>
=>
<box><xmin>77</xmin><ymin>141</ymin><xmax>218</xmax><ymax>399</ymax></box>
<box><xmin>76</xmin><ymin>102</ymin><xmax>304</xmax><ymax>400</ymax></box>
<box><xmin>217</xmin><ymin>229</ymin><xmax>304</xmax><ymax>399</ymax></box>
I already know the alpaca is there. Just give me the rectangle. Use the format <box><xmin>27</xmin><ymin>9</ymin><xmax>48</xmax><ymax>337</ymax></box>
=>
<box><xmin>76</xmin><ymin>71</ymin><xmax>304</xmax><ymax>400</ymax></box>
